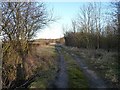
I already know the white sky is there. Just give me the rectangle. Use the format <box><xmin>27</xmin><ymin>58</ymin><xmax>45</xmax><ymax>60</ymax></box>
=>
<box><xmin>35</xmin><ymin>2</ymin><xmax>81</xmax><ymax>39</ymax></box>
<box><xmin>36</xmin><ymin>23</ymin><xmax>64</xmax><ymax>39</ymax></box>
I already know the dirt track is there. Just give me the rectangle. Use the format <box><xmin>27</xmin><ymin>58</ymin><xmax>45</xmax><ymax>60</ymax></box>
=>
<box><xmin>69</xmin><ymin>53</ymin><xmax>107</xmax><ymax>88</ymax></box>
<box><xmin>56</xmin><ymin>47</ymin><xmax>107</xmax><ymax>88</ymax></box>
<box><xmin>51</xmin><ymin>45</ymin><xmax>107</xmax><ymax>88</ymax></box>
<box><xmin>50</xmin><ymin>47</ymin><xmax>68</xmax><ymax>88</ymax></box>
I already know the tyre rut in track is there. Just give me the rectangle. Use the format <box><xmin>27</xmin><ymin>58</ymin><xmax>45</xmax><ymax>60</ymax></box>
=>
<box><xmin>63</xmin><ymin>48</ymin><xmax>107</xmax><ymax>89</ymax></box>
<box><xmin>50</xmin><ymin>47</ymin><xmax>68</xmax><ymax>89</ymax></box>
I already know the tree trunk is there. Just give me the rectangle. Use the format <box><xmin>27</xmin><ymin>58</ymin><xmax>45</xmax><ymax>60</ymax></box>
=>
<box><xmin>118</xmin><ymin>2</ymin><xmax>120</xmax><ymax>86</ymax></box>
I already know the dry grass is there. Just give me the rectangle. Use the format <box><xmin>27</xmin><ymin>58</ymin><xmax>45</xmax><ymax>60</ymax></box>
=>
<box><xmin>26</xmin><ymin>46</ymin><xmax>57</xmax><ymax>72</ymax></box>
<box><xmin>64</xmin><ymin>46</ymin><xmax>118</xmax><ymax>88</ymax></box>
<box><xmin>29</xmin><ymin>45</ymin><xmax>58</xmax><ymax>88</ymax></box>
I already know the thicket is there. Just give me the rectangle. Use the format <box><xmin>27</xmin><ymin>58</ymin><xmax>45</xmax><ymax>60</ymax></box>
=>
<box><xmin>0</xmin><ymin>2</ymin><xmax>54</xmax><ymax>88</ymax></box>
<box><xmin>64</xmin><ymin>2</ymin><xmax>119</xmax><ymax>52</ymax></box>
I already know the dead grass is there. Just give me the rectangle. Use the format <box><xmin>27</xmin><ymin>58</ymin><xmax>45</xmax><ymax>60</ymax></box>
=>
<box><xmin>63</xmin><ymin>46</ymin><xmax>118</xmax><ymax>88</ymax></box>
<box><xmin>29</xmin><ymin>45</ymin><xmax>58</xmax><ymax>88</ymax></box>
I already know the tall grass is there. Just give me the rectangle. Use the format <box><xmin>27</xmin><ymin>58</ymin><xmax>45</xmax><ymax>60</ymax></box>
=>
<box><xmin>29</xmin><ymin>46</ymin><xmax>58</xmax><ymax>88</ymax></box>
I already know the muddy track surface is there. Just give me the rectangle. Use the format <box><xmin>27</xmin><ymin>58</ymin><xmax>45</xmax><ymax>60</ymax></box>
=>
<box><xmin>63</xmin><ymin>47</ymin><xmax>107</xmax><ymax>89</ymax></box>
<box><xmin>50</xmin><ymin>47</ymin><xmax>68</xmax><ymax>89</ymax></box>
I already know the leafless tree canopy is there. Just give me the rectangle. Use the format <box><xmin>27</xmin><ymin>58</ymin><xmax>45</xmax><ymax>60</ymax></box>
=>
<box><xmin>64</xmin><ymin>2</ymin><xmax>118</xmax><ymax>50</ymax></box>
<box><xmin>1</xmin><ymin>2</ymin><xmax>54</xmax><ymax>41</ymax></box>
<box><xmin>0</xmin><ymin>2</ymin><xmax>55</xmax><ymax>88</ymax></box>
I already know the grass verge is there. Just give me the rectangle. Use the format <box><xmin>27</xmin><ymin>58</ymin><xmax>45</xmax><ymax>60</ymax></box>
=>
<box><xmin>62</xmin><ymin>49</ymin><xmax>89</xmax><ymax>88</ymax></box>
<box><xmin>63</xmin><ymin>46</ymin><xmax>118</xmax><ymax>88</ymax></box>
<box><xmin>29</xmin><ymin>45</ymin><xmax>58</xmax><ymax>88</ymax></box>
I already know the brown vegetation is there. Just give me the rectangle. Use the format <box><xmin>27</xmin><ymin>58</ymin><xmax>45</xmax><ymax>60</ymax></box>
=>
<box><xmin>29</xmin><ymin>37</ymin><xmax>65</xmax><ymax>46</ymax></box>
<box><xmin>1</xmin><ymin>2</ymin><xmax>54</xmax><ymax>88</ymax></box>
<box><xmin>63</xmin><ymin>2</ymin><xmax>120</xmax><ymax>88</ymax></box>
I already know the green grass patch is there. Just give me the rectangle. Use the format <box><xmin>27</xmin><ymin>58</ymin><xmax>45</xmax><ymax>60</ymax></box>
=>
<box><xmin>63</xmin><ymin>50</ymin><xmax>89</xmax><ymax>88</ymax></box>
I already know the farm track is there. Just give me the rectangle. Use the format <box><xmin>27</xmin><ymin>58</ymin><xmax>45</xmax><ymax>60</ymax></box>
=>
<box><xmin>62</xmin><ymin>46</ymin><xmax>107</xmax><ymax>89</ymax></box>
<box><xmin>29</xmin><ymin>45</ymin><xmax>107</xmax><ymax>89</ymax></box>
<box><xmin>49</xmin><ymin>46</ymin><xmax>68</xmax><ymax>89</ymax></box>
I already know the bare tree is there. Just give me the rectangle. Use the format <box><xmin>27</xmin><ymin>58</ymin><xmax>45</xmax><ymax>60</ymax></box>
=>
<box><xmin>0</xmin><ymin>2</ymin><xmax>54</xmax><ymax>88</ymax></box>
<box><xmin>76</xmin><ymin>2</ymin><xmax>102</xmax><ymax>49</ymax></box>
<box><xmin>113</xmin><ymin>1</ymin><xmax>120</xmax><ymax>86</ymax></box>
